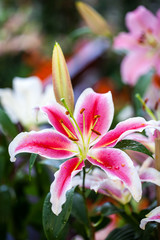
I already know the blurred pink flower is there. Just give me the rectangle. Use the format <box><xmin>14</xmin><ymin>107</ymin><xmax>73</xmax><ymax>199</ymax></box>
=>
<box><xmin>114</xmin><ymin>6</ymin><xmax>160</xmax><ymax>86</ymax></box>
<box><xmin>95</xmin><ymin>214</ymin><xmax>118</xmax><ymax>240</ymax></box>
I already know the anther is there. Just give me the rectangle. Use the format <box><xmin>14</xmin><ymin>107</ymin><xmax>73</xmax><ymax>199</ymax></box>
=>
<box><xmin>91</xmin><ymin>129</ymin><xmax>101</xmax><ymax>135</ymax></box>
<box><xmin>59</xmin><ymin>119</ymin><xmax>64</xmax><ymax>124</ymax></box>
<box><xmin>65</xmin><ymin>111</ymin><xmax>70</xmax><ymax>115</ymax></box>
<box><xmin>154</xmin><ymin>98</ymin><xmax>160</xmax><ymax>111</ymax></box>
<box><xmin>142</xmin><ymin>98</ymin><xmax>148</xmax><ymax>111</ymax></box>
<box><xmin>80</xmin><ymin>108</ymin><xmax>85</xmax><ymax>114</ymax></box>
<box><xmin>138</xmin><ymin>33</ymin><xmax>145</xmax><ymax>44</ymax></box>
<box><xmin>144</xmin><ymin>98</ymin><xmax>149</xmax><ymax>104</ymax></box>
<box><xmin>147</xmin><ymin>28</ymin><xmax>152</xmax><ymax>33</ymax></box>
<box><xmin>68</xmin><ymin>136</ymin><xmax>79</xmax><ymax>141</ymax></box>
<box><xmin>94</xmin><ymin>115</ymin><xmax>101</xmax><ymax>119</ymax></box>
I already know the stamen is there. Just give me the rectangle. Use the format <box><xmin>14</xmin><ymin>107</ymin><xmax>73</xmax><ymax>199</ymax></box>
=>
<box><xmin>68</xmin><ymin>136</ymin><xmax>79</xmax><ymax>141</ymax></box>
<box><xmin>61</xmin><ymin>98</ymin><xmax>84</xmax><ymax>143</ymax></box>
<box><xmin>138</xmin><ymin>33</ymin><xmax>145</xmax><ymax>44</ymax></box>
<box><xmin>80</xmin><ymin>108</ymin><xmax>85</xmax><ymax>114</ymax></box>
<box><xmin>144</xmin><ymin>98</ymin><xmax>149</xmax><ymax>104</ymax></box>
<box><xmin>154</xmin><ymin>98</ymin><xmax>160</xmax><ymax>111</ymax></box>
<box><xmin>147</xmin><ymin>28</ymin><xmax>153</xmax><ymax>33</ymax></box>
<box><xmin>59</xmin><ymin>118</ymin><xmax>78</xmax><ymax>141</ymax></box>
<box><xmin>91</xmin><ymin>129</ymin><xmax>101</xmax><ymax>136</ymax></box>
<box><xmin>65</xmin><ymin>111</ymin><xmax>70</xmax><ymax>115</ymax></box>
<box><xmin>143</xmin><ymin>98</ymin><xmax>149</xmax><ymax>111</ymax></box>
<box><xmin>87</xmin><ymin>115</ymin><xmax>101</xmax><ymax>145</ymax></box>
<box><xmin>94</xmin><ymin>115</ymin><xmax>101</xmax><ymax>119</ymax></box>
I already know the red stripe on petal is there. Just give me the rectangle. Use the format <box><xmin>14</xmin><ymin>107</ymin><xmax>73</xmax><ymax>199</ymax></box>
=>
<box><xmin>74</xmin><ymin>88</ymin><xmax>114</xmax><ymax>142</ymax></box>
<box><xmin>41</xmin><ymin>103</ymin><xmax>78</xmax><ymax>139</ymax></box>
<box><xmin>9</xmin><ymin>129</ymin><xmax>78</xmax><ymax>161</ymax></box>
<box><xmin>50</xmin><ymin>157</ymin><xmax>84</xmax><ymax>215</ymax></box>
<box><xmin>87</xmin><ymin>148</ymin><xmax>142</xmax><ymax>202</ymax></box>
<box><xmin>95</xmin><ymin>117</ymin><xmax>149</xmax><ymax>148</ymax></box>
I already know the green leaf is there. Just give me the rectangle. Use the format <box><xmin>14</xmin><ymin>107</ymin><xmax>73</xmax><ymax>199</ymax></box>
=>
<box><xmin>105</xmin><ymin>224</ymin><xmax>135</xmax><ymax>240</ymax></box>
<box><xmin>95</xmin><ymin>202</ymin><xmax>121</xmax><ymax>217</ymax></box>
<box><xmin>133</xmin><ymin>71</ymin><xmax>153</xmax><ymax>116</ymax></box>
<box><xmin>0</xmin><ymin>185</ymin><xmax>12</xmax><ymax>224</ymax></box>
<box><xmin>0</xmin><ymin>185</ymin><xmax>13</xmax><ymax>238</ymax></box>
<box><xmin>91</xmin><ymin>215</ymin><xmax>110</xmax><ymax>231</ymax></box>
<box><xmin>39</xmin><ymin>159</ymin><xmax>65</xmax><ymax>170</ymax></box>
<box><xmin>71</xmin><ymin>192</ymin><xmax>89</xmax><ymax>226</ymax></box>
<box><xmin>0</xmin><ymin>107</ymin><xmax>18</xmax><ymax>138</ymax></box>
<box><xmin>69</xmin><ymin>27</ymin><xmax>92</xmax><ymax>40</ymax></box>
<box><xmin>43</xmin><ymin>188</ymin><xmax>75</xmax><ymax>240</ymax></box>
<box><xmin>29</xmin><ymin>154</ymin><xmax>37</xmax><ymax>180</ymax></box>
<box><xmin>141</xmin><ymin>222</ymin><xmax>157</xmax><ymax>240</ymax></box>
<box><xmin>114</xmin><ymin>140</ymin><xmax>153</xmax><ymax>158</ymax></box>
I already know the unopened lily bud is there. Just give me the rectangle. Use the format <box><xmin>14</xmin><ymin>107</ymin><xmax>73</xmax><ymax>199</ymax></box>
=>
<box><xmin>76</xmin><ymin>1</ymin><xmax>111</xmax><ymax>37</ymax></box>
<box><xmin>52</xmin><ymin>42</ymin><xmax>74</xmax><ymax>113</ymax></box>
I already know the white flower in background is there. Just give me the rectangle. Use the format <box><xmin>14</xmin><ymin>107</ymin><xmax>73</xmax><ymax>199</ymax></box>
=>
<box><xmin>0</xmin><ymin>76</ymin><xmax>54</xmax><ymax>128</ymax></box>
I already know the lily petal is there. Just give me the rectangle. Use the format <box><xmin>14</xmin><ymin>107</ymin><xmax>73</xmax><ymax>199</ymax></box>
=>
<box><xmin>41</xmin><ymin>103</ymin><xmax>78</xmax><ymax>140</ymax></box>
<box><xmin>73</xmin><ymin>169</ymin><xmax>131</xmax><ymax>204</ymax></box>
<box><xmin>140</xmin><ymin>206</ymin><xmax>160</xmax><ymax>230</ymax></box>
<box><xmin>139</xmin><ymin>167</ymin><xmax>160</xmax><ymax>186</ymax></box>
<box><xmin>74</xmin><ymin>88</ymin><xmax>114</xmax><ymax>142</ymax></box>
<box><xmin>113</xmin><ymin>33</ymin><xmax>137</xmax><ymax>51</ymax></box>
<box><xmin>121</xmin><ymin>51</ymin><xmax>154</xmax><ymax>85</ymax></box>
<box><xmin>126</xmin><ymin>6</ymin><xmax>158</xmax><ymax>34</ymax></box>
<box><xmin>87</xmin><ymin>148</ymin><xmax>142</xmax><ymax>202</ymax></box>
<box><xmin>50</xmin><ymin>157</ymin><xmax>84</xmax><ymax>215</ymax></box>
<box><xmin>9</xmin><ymin>129</ymin><xmax>78</xmax><ymax>162</ymax></box>
<box><xmin>95</xmin><ymin>117</ymin><xmax>151</xmax><ymax>148</ymax></box>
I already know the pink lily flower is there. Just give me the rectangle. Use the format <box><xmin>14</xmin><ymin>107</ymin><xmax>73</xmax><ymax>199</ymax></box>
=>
<box><xmin>140</xmin><ymin>206</ymin><xmax>160</xmax><ymax>229</ymax></box>
<box><xmin>95</xmin><ymin>214</ymin><xmax>118</xmax><ymax>240</ymax></box>
<box><xmin>138</xmin><ymin>157</ymin><xmax>160</xmax><ymax>186</ymax></box>
<box><xmin>72</xmin><ymin>168</ymin><xmax>131</xmax><ymax>204</ymax></box>
<box><xmin>9</xmin><ymin>88</ymin><xmax>154</xmax><ymax>215</ymax></box>
<box><xmin>73</xmin><ymin>160</ymin><xmax>160</xmax><ymax>205</ymax></box>
<box><xmin>113</xmin><ymin>6</ymin><xmax>160</xmax><ymax>85</ymax></box>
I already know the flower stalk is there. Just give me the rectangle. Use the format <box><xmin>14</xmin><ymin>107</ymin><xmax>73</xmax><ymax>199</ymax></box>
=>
<box><xmin>155</xmin><ymin>138</ymin><xmax>160</xmax><ymax>239</ymax></box>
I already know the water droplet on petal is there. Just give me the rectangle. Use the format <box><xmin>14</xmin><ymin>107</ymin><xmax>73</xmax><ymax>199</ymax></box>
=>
<box><xmin>107</xmin><ymin>166</ymin><xmax>112</xmax><ymax>169</ymax></box>
<box><xmin>114</xmin><ymin>166</ymin><xmax>119</xmax><ymax>170</ymax></box>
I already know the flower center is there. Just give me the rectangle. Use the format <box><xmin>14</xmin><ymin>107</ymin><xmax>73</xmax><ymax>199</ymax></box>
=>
<box><xmin>60</xmin><ymin>98</ymin><xmax>102</xmax><ymax>160</ymax></box>
<box><xmin>138</xmin><ymin>29</ymin><xmax>159</xmax><ymax>50</ymax></box>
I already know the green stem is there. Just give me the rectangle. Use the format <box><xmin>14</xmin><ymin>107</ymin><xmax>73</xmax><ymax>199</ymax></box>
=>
<box><xmin>120</xmin><ymin>203</ymin><xmax>140</xmax><ymax>231</ymax></box>
<box><xmin>82</xmin><ymin>166</ymin><xmax>95</xmax><ymax>240</ymax></box>
<box><xmin>82</xmin><ymin>167</ymin><xmax>86</xmax><ymax>197</ymax></box>
<box><xmin>136</xmin><ymin>93</ymin><xmax>157</xmax><ymax>120</ymax></box>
